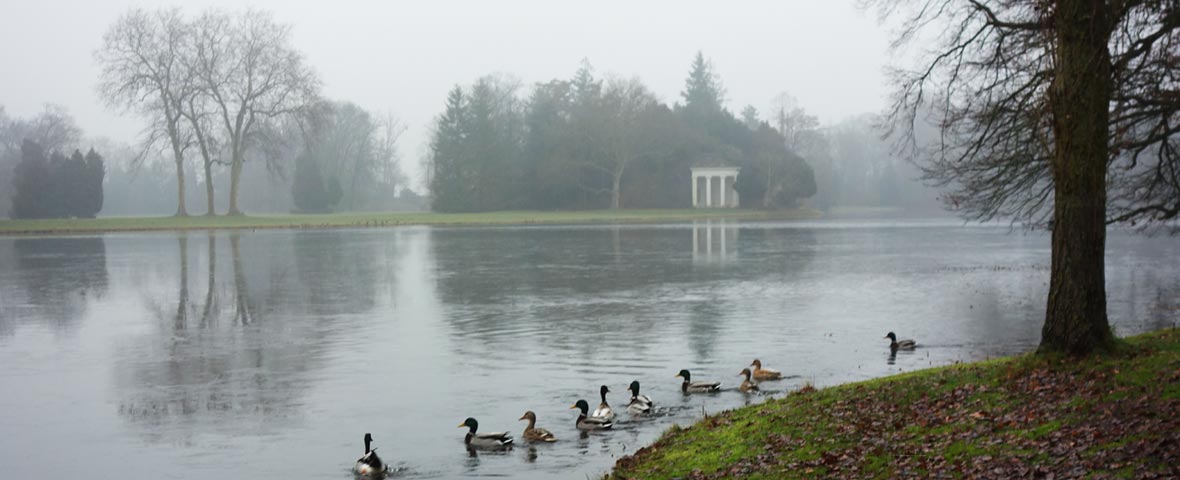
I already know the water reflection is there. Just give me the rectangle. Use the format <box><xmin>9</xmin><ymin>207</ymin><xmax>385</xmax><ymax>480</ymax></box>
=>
<box><xmin>115</xmin><ymin>231</ymin><xmax>394</xmax><ymax>440</ymax></box>
<box><xmin>0</xmin><ymin>223</ymin><xmax>1176</xmax><ymax>480</ymax></box>
<box><xmin>692</xmin><ymin>219</ymin><xmax>738</xmax><ymax>263</ymax></box>
<box><xmin>0</xmin><ymin>237</ymin><xmax>107</xmax><ymax>336</ymax></box>
<box><xmin>433</xmin><ymin>224</ymin><xmax>816</xmax><ymax>365</ymax></box>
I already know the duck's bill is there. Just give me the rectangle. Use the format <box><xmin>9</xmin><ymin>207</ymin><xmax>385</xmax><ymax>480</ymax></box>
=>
<box><xmin>569</xmin><ymin>405</ymin><xmax>578</xmax><ymax>409</ymax></box>
<box><xmin>456</xmin><ymin>423</ymin><xmax>466</xmax><ymax>428</ymax></box>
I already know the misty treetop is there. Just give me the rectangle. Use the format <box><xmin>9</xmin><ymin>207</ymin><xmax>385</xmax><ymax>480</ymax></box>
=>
<box><xmin>426</xmin><ymin>54</ymin><xmax>820</xmax><ymax>213</ymax></box>
<box><xmin>97</xmin><ymin>7</ymin><xmax>322</xmax><ymax>217</ymax></box>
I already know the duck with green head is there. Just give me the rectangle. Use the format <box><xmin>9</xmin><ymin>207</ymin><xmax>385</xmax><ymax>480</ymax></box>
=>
<box><xmin>885</xmin><ymin>331</ymin><xmax>917</xmax><ymax>350</ymax></box>
<box><xmin>458</xmin><ymin>417</ymin><xmax>514</xmax><ymax>449</ymax></box>
<box><xmin>570</xmin><ymin>399</ymin><xmax>613</xmax><ymax>430</ymax></box>
<box><xmin>675</xmin><ymin>369</ymin><xmax>721</xmax><ymax>393</ymax></box>
<box><xmin>591</xmin><ymin>385</ymin><xmax>616</xmax><ymax>421</ymax></box>
<box><xmin>625</xmin><ymin>380</ymin><xmax>653</xmax><ymax>414</ymax></box>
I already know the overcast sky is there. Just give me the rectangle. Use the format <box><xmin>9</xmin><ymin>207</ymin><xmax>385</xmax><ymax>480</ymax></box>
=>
<box><xmin>0</xmin><ymin>0</ymin><xmax>895</xmax><ymax>188</ymax></box>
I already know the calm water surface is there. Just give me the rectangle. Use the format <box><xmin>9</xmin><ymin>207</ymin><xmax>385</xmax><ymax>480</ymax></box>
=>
<box><xmin>1</xmin><ymin>219</ymin><xmax>1177</xmax><ymax>479</ymax></box>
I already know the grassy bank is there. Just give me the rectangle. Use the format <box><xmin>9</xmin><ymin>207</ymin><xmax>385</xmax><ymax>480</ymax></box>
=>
<box><xmin>0</xmin><ymin>208</ymin><xmax>819</xmax><ymax>235</ymax></box>
<box><xmin>611</xmin><ymin>329</ymin><xmax>1180</xmax><ymax>479</ymax></box>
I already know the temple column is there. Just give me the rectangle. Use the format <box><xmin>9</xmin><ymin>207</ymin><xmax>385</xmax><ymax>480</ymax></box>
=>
<box><xmin>691</xmin><ymin>174</ymin><xmax>699</xmax><ymax>207</ymax></box>
<box><xmin>704</xmin><ymin>175</ymin><xmax>713</xmax><ymax>208</ymax></box>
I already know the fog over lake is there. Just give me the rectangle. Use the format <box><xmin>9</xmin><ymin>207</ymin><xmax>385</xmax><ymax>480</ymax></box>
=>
<box><xmin>1</xmin><ymin>220</ymin><xmax>1176</xmax><ymax>479</ymax></box>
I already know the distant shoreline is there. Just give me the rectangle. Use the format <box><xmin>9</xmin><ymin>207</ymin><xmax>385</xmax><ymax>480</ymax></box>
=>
<box><xmin>0</xmin><ymin>208</ymin><xmax>821</xmax><ymax>236</ymax></box>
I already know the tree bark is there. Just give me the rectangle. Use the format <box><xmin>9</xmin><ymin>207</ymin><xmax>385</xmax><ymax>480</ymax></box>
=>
<box><xmin>1040</xmin><ymin>0</ymin><xmax>1114</xmax><ymax>355</ymax></box>
<box><xmin>203</xmin><ymin>160</ymin><xmax>216</xmax><ymax>216</ymax></box>
<box><xmin>173</xmin><ymin>146</ymin><xmax>188</xmax><ymax>217</ymax></box>
<box><xmin>228</xmin><ymin>153</ymin><xmax>243</xmax><ymax>216</ymax></box>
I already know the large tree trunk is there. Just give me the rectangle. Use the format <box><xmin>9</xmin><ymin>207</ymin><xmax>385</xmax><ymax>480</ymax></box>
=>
<box><xmin>203</xmin><ymin>160</ymin><xmax>216</xmax><ymax>216</ymax></box>
<box><xmin>228</xmin><ymin>153</ymin><xmax>243</xmax><ymax>216</ymax></box>
<box><xmin>173</xmin><ymin>148</ymin><xmax>188</xmax><ymax>217</ymax></box>
<box><xmin>1040</xmin><ymin>0</ymin><xmax>1114</xmax><ymax>355</ymax></box>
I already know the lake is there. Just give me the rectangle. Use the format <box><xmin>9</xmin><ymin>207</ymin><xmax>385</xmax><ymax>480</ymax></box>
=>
<box><xmin>0</xmin><ymin>219</ymin><xmax>1176</xmax><ymax>479</ymax></box>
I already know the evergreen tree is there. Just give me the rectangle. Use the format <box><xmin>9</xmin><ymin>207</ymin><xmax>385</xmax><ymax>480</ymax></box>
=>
<box><xmin>11</xmin><ymin>141</ymin><xmax>52</xmax><ymax>219</ymax></box>
<box><xmin>63</xmin><ymin>150</ymin><xmax>89</xmax><ymax>217</ymax></box>
<box><xmin>291</xmin><ymin>152</ymin><xmax>333</xmax><ymax>213</ymax></box>
<box><xmin>428</xmin><ymin>86</ymin><xmax>469</xmax><ymax>212</ymax></box>
<box><xmin>680</xmin><ymin>51</ymin><xmax>725</xmax><ymax>114</ymax></box>
<box><xmin>740</xmin><ymin>105</ymin><xmax>760</xmax><ymax>130</ymax></box>
<box><xmin>571</xmin><ymin>59</ymin><xmax>601</xmax><ymax>107</ymax></box>
<box><xmin>81</xmin><ymin>148</ymin><xmax>105</xmax><ymax>218</ymax></box>
<box><xmin>46</xmin><ymin>150</ymin><xmax>70</xmax><ymax>218</ymax></box>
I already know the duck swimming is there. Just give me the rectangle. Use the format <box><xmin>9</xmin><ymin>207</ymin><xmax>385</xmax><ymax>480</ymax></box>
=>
<box><xmin>518</xmin><ymin>411</ymin><xmax>557</xmax><ymax>443</ymax></box>
<box><xmin>675</xmin><ymin>369</ymin><xmax>721</xmax><ymax>393</ymax></box>
<box><xmin>458</xmin><ymin>417</ymin><xmax>514</xmax><ymax>449</ymax></box>
<box><xmin>626</xmin><ymin>380</ymin><xmax>653</xmax><ymax>414</ymax></box>
<box><xmin>354</xmin><ymin>433</ymin><xmax>387</xmax><ymax>477</ymax></box>
<box><xmin>591</xmin><ymin>385</ymin><xmax>616</xmax><ymax>421</ymax></box>
<box><xmin>738</xmin><ymin>368</ymin><xmax>760</xmax><ymax>392</ymax></box>
<box><xmin>571</xmin><ymin>399</ymin><xmax>613</xmax><ymax>430</ymax></box>
<box><xmin>750</xmin><ymin>359</ymin><xmax>783</xmax><ymax>380</ymax></box>
<box><xmin>885</xmin><ymin>331</ymin><xmax>917</xmax><ymax>350</ymax></box>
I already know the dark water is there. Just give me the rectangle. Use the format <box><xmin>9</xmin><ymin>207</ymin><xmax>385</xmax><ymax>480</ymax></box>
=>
<box><xmin>0</xmin><ymin>220</ymin><xmax>1177</xmax><ymax>479</ymax></box>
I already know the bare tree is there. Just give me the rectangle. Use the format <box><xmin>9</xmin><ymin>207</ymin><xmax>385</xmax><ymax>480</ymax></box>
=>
<box><xmin>598</xmin><ymin>77</ymin><xmax>659</xmax><ymax>209</ymax></box>
<box><xmin>190</xmin><ymin>9</ymin><xmax>319</xmax><ymax>216</ymax></box>
<box><xmin>766</xmin><ymin>93</ymin><xmax>823</xmax><ymax>208</ymax></box>
<box><xmin>97</xmin><ymin>8</ymin><xmax>195</xmax><ymax>217</ymax></box>
<box><xmin>873</xmin><ymin>0</ymin><xmax>1179</xmax><ymax>354</ymax></box>
<box><xmin>179</xmin><ymin>90</ymin><xmax>222</xmax><ymax>216</ymax></box>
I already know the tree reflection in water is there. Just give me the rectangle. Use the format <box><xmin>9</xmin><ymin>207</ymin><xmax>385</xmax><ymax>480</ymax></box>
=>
<box><xmin>0</xmin><ymin>236</ymin><xmax>108</xmax><ymax>337</ymax></box>
<box><xmin>115</xmin><ymin>231</ymin><xmax>390</xmax><ymax>439</ymax></box>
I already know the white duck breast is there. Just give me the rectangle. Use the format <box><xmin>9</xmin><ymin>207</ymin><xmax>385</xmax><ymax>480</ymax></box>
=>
<box><xmin>354</xmin><ymin>433</ymin><xmax>386</xmax><ymax>477</ymax></box>
<box><xmin>592</xmin><ymin>385</ymin><xmax>616</xmax><ymax>421</ymax></box>
<box><xmin>572</xmin><ymin>399</ymin><xmax>613</xmax><ymax>430</ymax></box>
<box><xmin>626</xmin><ymin>380</ymin><xmax>654</xmax><ymax>414</ymax></box>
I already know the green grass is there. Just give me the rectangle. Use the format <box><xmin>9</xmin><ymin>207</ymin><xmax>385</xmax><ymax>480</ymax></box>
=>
<box><xmin>610</xmin><ymin>328</ymin><xmax>1180</xmax><ymax>479</ymax></box>
<box><xmin>0</xmin><ymin>208</ymin><xmax>821</xmax><ymax>235</ymax></box>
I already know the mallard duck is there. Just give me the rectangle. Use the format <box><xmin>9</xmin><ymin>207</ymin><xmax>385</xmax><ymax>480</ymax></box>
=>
<box><xmin>570</xmin><ymin>399</ymin><xmax>613</xmax><ymax>430</ymax></box>
<box><xmin>885</xmin><ymin>331</ymin><xmax>917</xmax><ymax>350</ymax></box>
<box><xmin>458</xmin><ymin>417</ymin><xmax>514</xmax><ymax>449</ymax></box>
<box><xmin>675</xmin><ymin>369</ymin><xmax>721</xmax><ymax>393</ymax></box>
<box><xmin>750</xmin><ymin>359</ymin><xmax>783</xmax><ymax>380</ymax></box>
<box><xmin>518</xmin><ymin>411</ymin><xmax>557</xmax><ymax>443</ymax></box>
<box><xmin>738</xmin><ymin>368</ymin><xmax>760</xmax><ymax>392</ymax></box>
<box><xmin>354</xmin><ymin>433</ymin><xmax>387</xmax><ymax>477</ymax></box>
<box><xmin>591</xmin><ymin>385</ymin><xmax>616</xmax><ymax>421</ymax></box>
<box><xmin>626</xmin><ymin>380</ymin><xmax>653</xmax><ymax>414</ymax></box>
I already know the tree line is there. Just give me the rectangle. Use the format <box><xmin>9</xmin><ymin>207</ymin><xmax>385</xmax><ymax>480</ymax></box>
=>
<box><xmin>425</xmin><ymin>54</ymin><xmax>820</xmax><ymax>212</ymax></box>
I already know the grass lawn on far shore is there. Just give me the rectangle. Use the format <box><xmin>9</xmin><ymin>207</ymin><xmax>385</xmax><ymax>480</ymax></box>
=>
<box><xmin>0</xmin><ymin>208</ymin><xmax>820</xmax><ymax>235</ymax></box>
<box><xmin>610</xmin><ymin>328</ymin><xmax>1180</xmax><ymax>479</ymax></box>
